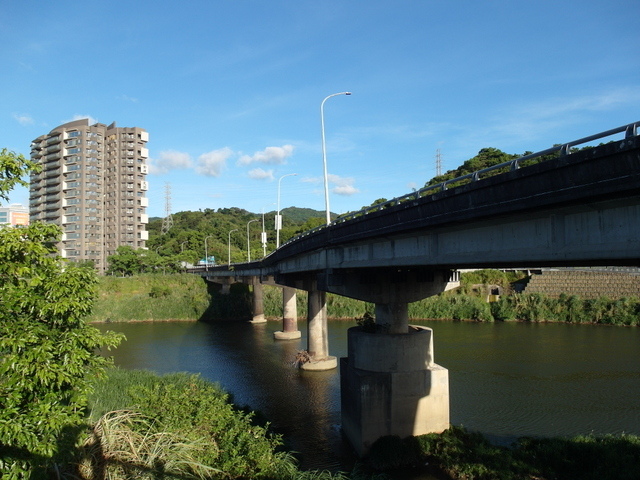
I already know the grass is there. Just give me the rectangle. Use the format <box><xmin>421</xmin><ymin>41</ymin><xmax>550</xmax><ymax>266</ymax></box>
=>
<box><xmin>89</xmin><ymin>274</ymin><xmax>210</xmax><ymax>322</ymax></box>
<box><xmin>88</xmin><ymin>272</ymin><xmax>640</xmax><ymax>326</ymax></box>
<box><xmin>367</xmin><ymin>426</ymin><xmax>640</xmax><ymax>480</ymax></box>
<box><xmin>84</xmin><ymin>367</ymin><xmax>352</xmax><ymax>480</ymax></box>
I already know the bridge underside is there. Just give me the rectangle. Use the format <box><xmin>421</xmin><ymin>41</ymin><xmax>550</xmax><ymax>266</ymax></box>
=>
<box><xmin>196</xmin><ymin>132</ymin><xmax>640</xmax><ymax>456</ymax></box>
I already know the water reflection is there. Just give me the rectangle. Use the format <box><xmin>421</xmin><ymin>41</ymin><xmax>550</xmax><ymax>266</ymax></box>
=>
<box><xmin>97</xmin><ymin>320</ymin><xmax>640</xmax><ymax>470</ymax></box>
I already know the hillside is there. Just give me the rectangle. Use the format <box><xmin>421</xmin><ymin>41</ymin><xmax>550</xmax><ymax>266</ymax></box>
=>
<box><xmin>145</xmin><ymin>206</ymin><xmax>328</xmax><ymax>266</ymax></box>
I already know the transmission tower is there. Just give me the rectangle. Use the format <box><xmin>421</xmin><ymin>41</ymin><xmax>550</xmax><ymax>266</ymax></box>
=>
<box><xmin>435</xmin><ymin>149</ymin><xmax>443</xmax><ymax>177</ymax></box>
<box><xmin>161</xmin><ymin>182</ymin><xmax>174</xmax><ymax>234</ymax></box>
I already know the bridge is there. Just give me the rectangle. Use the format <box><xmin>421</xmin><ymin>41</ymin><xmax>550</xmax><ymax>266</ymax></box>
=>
<box><xmin>193</xmin><ymin>121</ymin><xmax>640</xmax><ymax>455</ymax></box>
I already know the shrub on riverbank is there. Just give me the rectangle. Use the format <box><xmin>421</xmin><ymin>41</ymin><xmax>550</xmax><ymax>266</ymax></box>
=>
<box><xmin>491</xmin><ymin>293</ymin><xmax>640</xmax><ymax>325</ymax></box>
<box><xmin>85</xmin><ymin>368</ymin><xmax>348</xmax><ymax>480</ymax></box>
<box><xmin>367</xmin><ymin>426</ymin><xmax>640</xmax><ymax>480</ymax></box>
<box><xmin>89</xmin><ymin>274</ymin><xmax>210</xmax><ymax>322</ymax></box>
<box><xmin>89</xmin><ymin>273</ymin><xmax>640</xmax><ymax>326</ymax></box>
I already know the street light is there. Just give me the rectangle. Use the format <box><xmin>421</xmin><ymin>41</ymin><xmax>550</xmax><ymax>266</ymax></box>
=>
<box><xmin>180</xmin><ymin>241</ymin><xmax>188</xmax><ymax>253</ymax></box>
<box><xmin>276</xmin><ymin>173</ymin><xmax>297</xmax><ymax>248</ymax></box>
<box><xmin>246</xmin><ymin>219</ymin><xmax>259</xmax><ymax>262</ymax></box>
<box><xmin>321</xmin><ymin>91</ymin><xmax>352</xmax><ymax>225</ymax></box>
<box><xmin>228</xmin><ymin>228</ymin><xmax>238</xmax><ymax>266</ymax></box>
<box><xmin>204</xmin><ymin>235</ymin><xmax>213</xmax><ymax>271</ymax></box>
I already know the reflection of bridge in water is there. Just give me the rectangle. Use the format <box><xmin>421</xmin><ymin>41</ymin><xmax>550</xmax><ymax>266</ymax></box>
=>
<box><xmin>193</xmin><ymin>121</ymin><xmax>640</xmax><ymax>455</ymax></box>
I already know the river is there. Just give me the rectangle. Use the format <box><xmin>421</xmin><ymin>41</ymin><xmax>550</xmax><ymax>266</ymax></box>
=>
<box><xmin>96</xmin><ymin>319</ymin><xmax>640</xmax><ymax>473</ymax></box>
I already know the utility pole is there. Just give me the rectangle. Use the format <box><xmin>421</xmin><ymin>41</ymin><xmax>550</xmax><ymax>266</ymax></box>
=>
<box><xmin>161</xmin><ymin>182</ymin><xmax>174</xmax><ymax>234</ymax></box>
<box><xmin>435</xmin><ymin>149</ymin><xmax>443</xmax><ymax>177</ymax></box>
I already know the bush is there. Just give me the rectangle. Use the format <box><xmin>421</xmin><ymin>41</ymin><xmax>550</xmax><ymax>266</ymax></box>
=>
<box><xmin>149</xmin><ymin>284</ymin><xmax>171</xmax><ymax>298</ymax></box>
<box><xmin>86</xmin><ymin>368</ymin><xmax>350</xmax><ymax>480</ymax></box>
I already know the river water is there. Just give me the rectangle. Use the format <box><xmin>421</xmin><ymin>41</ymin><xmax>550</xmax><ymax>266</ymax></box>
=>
<box><xmin>96</xmin><ymin>319</ymin><xmax>640</xmax><ymax>472</ymax></box>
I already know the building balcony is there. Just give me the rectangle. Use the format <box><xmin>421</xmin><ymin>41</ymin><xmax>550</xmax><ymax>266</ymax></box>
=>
<box><xmin>45</xmin><ymin>159</ymin><xmax>61</xmax><ymax>169</ymax></box>
<box><xmin>45</xmin><ymin>177</ymin><xmax>61</xmax><ymax>186</ymax></box>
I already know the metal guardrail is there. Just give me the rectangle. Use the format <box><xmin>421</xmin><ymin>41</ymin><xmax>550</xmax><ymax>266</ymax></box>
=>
<box><xmin>279</xmin><ymin>121</ymin><xmax>639</xmax><ymax>249</ymax></box>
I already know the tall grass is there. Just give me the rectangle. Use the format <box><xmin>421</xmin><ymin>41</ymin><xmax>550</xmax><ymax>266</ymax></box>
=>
<box><xmin>86</xmin><ymin>368</ymin><xmax>350</xmax><ymax>480</ymax></box>
<box><xmin>89</xmin><ymin>274</ymin><xmax>210</xmax><ymax>322</ymax></box>
<box><xmin>367</xmin><ymin>426</ymin><xmax>640</xmax><ymax>480</ymax></box>
<box><xmin>90</xmin><ymin>273</ymin><xmax>640</xmax><ymax>326</ymax></box>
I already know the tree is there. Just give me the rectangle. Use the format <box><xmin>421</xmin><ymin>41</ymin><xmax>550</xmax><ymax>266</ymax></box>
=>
<box><xmin>0</xmin><ymin>149</ymin><xmax>123</xmax><ymax>478</ymax></box>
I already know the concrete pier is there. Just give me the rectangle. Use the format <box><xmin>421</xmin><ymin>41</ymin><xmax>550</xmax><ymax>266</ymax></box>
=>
<box><xmin>301</xmin><ymin>287</ymin><xmax>337</xmax><ymax>371</ymax></box>
<box><xmin>340</xmin><ymin>324</ymin><xmax>449</xmax><ymax>456</ymax></box>
<box><xmin>274</xmin><ymin>286</ymin><xmax>301</xmax><ymax>339</ymax></box>
<box><xmin>249</xmin><ymin>282</ymin><xmax>266</xmax><ymax>324</ymax></box>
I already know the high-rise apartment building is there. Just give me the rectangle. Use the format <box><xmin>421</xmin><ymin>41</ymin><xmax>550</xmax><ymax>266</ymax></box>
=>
<box><xmin>29</xmin><ymin>119</ymin><xmax>149</xmax><ymax>272</ymax></box>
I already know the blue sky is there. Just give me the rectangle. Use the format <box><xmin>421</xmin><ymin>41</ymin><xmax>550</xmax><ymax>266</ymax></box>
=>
<box><xmin>2</xmin><ymin>1</ymin><xmax>639</xmax><ymax>218</ymax></box>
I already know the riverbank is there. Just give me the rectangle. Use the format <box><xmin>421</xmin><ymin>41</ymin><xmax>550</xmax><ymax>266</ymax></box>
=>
<box><xmin>89</xmin><ymin>366</ymin><xmax>640</xmax><ymax>480</ymax></box>
<box><xmin>89</xmin><ymin>273</ymin><xmax>640</xmax><ymax>326</ymax></box>
<box><xmin>88</xmin><ymin>274</ymin><xmax>210</xmax><ymax>322</ymax></box>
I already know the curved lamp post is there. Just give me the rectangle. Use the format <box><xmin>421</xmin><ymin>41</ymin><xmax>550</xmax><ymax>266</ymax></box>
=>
<box><xmin>228</xmin><ymin>229</ymin><xmax>238</xmax><ymax>266</ymax></box>
<box><xmin>204</xmin><ymin>235</ymin><xmax>213</xmax><ymax>271</ymax></box>
<box><xmin>321</xmin><ymin>91</ymin><xmax>351</xmax><ymax>225</ymax></box>
<box><xmin>276</xmin><ymin>173</ymin><xmax>297</xmax><ymax>248</ymax></box>
<box><xmin>246</xmin><ymin>219</ymin><xmax>259</xmax><ymax>262</ymax></box>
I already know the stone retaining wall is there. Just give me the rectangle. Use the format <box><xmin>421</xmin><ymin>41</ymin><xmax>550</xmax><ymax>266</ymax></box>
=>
<box><xmin>524</xmin><ymin>270</ymin><xmax>640</xmax><ymax>299</ymax></box>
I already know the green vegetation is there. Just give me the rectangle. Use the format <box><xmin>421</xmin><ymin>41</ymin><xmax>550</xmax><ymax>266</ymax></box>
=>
<box><xmin>86</xmin><ymin>270</ymin><xmax>640</xmax><ymax>326</ymax></box>
<box><xmin>89</xmin><ymin>274</ymin><xmax>210</xmax><ymax>322</ymax></box>
<box><xmin>83</xmin><ymin>368</ymin><xmax>348</xmax><ymax>480</ymax></box>
<box><xmin>137</xmin><ymin>206</ymin><xmax>328</xmax><ymax>273</ymax></box>
<box><xmin>367</xmin><ymin>426</ymin><xmax>640</xmax><ymax>480</ymax></box>
<box><xmin>0</xmin><ymin>149</ymin><xmax>123</xmax><ymax>478</ymax></box>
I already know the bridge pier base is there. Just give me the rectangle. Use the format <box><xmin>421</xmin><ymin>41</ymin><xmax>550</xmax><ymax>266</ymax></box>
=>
<box><xmin>340</xmin><ymin>323</ymin><xmax>449</xmax><ymax>457</ymax></box>
<box><xmin>301</xmin><ymin>287</ymin><xmax>337</xmax><ymax>371</ymax></box>
<box><xmin>274</xmin><ymin>286</ymin><xmax>301</xmax><ymax>340</ymax></box>
<box><xmin>249</xmin><ymin>282</ymin><xmax>266</xmax><ymax>324</ymax></box>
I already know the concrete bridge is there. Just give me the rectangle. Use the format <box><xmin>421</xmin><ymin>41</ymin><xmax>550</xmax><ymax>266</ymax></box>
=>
<box><xmin>193</xmin><ymin>121</ymin><xmax>640</xmax><ymax>455</ymax></box>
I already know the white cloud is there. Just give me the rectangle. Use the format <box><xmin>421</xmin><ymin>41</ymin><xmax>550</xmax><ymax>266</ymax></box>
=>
<box><xmin>196</xmin><ymin>147</ymin><xmax>233</xmax><ymax>177</ymax></box>
<box><xmin>118</xmin><ymin>94</ymin><xmax>139</xmax><ymax>103</ymax></box>
<box><xmin>300</xmin><ymin>173</ymin><xmax>359</xmax><ymax>195</ymax></box>
<box><xmin>333</xmin><ymin>184</ymin><xmax>359</xmax><ymax>195</ymax></box>
<box><xmin>237</xmin><ymin>144</ymin><xmax>294</xmax><ymax>166</ymax></box>
<box><xmin>248</xmin><ymin>168</ymin><xmax>274</xmax><ymax>180</ymax></box>
<box><xmin>67</xmin><ymin>114</ymin><xmax>98</xmax><ymax>125</ymax></box>
<box><xmin>149</xmin><ymin>150</ymin><xmax>193</xmax><ymax>175</ymax></box>
<box><xmin>13</xmin><ymin>113</ymin><xmax>34</xmax><ymax>126</ymax></box>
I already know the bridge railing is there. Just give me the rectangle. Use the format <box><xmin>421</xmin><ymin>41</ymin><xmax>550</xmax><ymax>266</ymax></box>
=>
<box><xmin>280</xmin><ymin>120</ymin><xmax>639</xmax><ymax>249</ymax></box>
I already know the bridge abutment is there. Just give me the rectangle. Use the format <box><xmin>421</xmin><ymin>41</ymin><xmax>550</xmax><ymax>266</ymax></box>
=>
<box><xmin>274</xmin><ymin>286</ymin><xmax>301</xmax><ymax>340</ymax></box>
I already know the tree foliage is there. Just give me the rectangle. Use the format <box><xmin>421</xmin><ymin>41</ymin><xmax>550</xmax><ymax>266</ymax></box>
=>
<box><xmin>0</xmin><ymin>149</ymin><xmax>123</xmax><ymax>478</ymax></box>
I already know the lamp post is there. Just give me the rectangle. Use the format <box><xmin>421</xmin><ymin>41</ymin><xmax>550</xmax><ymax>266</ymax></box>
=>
<box><xmin>180</xmin><ymin>241</ymin><xmax>188</xmax><ymax>253</ymax></box>
<box><xmin>204</xmin><ymin>235</ymin><xmax>213</xmax><ymax>271</ymax></box>
<box><xmin>321</xmin><ymin>91</ymin><xmax>352</xmax><ymax>225</ymax></box>
<box><xmin>228</xmin><ymin>229</ymin><xmax>238</xmax><ymax>266</ymax></box>
<box><xmin>246</xmin><ymin>219</ymin><xmax>259</xmax><ymax>262</ymax></box>
<box><xmin>276</xmin><ymin>173</ymin><xmax>297</xmax><ymax>248</ymax></box>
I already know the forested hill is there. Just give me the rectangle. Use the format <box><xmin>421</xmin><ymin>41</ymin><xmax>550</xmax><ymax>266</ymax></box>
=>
<box><xmin>145</xmin><ymin>206</ymin><xmax>329</xmax><ymax>266</ymax></box>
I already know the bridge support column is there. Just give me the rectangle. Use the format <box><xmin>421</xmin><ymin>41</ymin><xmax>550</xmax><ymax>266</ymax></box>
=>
<box><xmin>274</xmin><ymin>286</ymin><xmax>301</xmax><ymax>340</ymax></box>
<box><xmin>341</xmin><ymin>323</ymin><xmax>449</xmax><ymax>456</ymax></box>
<box><xmin>374</xmin><ymin>302</ymin><xmax>409</xmax><ymax>334</ymax></box>
<box><xmin>301</xmin><ymin>287</ymin><xmax>337</xmax><ymax>371</ymax></box>
<box><xmin>249</xmin><ymin>282</ymin><xmax>266</xmax><ymax>324</ymax></box>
